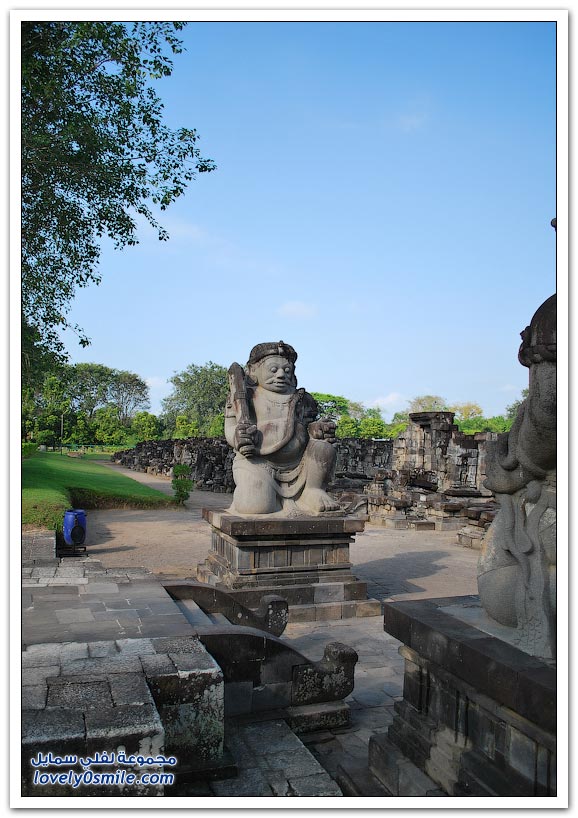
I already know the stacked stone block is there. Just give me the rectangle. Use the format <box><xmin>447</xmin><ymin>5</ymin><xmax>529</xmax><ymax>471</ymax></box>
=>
<box><xmin>456</xmin><ymin>503</ymin><xmax>498</xmax><ymax>549</ymax></box>
<box><xmin>21</xmin><ymin>635</ymin><xmax>224</xmax><ymax>796</ymax></box>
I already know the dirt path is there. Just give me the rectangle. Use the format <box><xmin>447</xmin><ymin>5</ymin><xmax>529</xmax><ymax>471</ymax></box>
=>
<box><xmin>83</xmin><ymin>461</ymin><xmax>228</xmax><ymax>576</ymax></box>
<box><xmin>85</xmin><ymin>461</ymin><xmax>479</xmax><ymax>600</ymax></box>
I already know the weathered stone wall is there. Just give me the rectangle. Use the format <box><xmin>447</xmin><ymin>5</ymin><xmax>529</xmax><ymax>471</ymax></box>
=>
<box><xmin>391</xmin><ymin>413</ymin><xmax>496</xmax><ymax>494</ymax></box>
<box><xmin>113</xmin><ymin>438</ymin><xmax>235</xmax><ymax>492</ymax></box>
<box><xmin>113</xmin><ymin>438</ymin><xmax>395</xmax><ymax>493</ymax></box>
<box><xmin>334</xmin><ymin>438</ymin><xmax>393</xmax><ymax>478</ymax></box>
<box><xmin>113</xmin><ymin>415</ymin><xmax>496</xmax><ymax>498</ymax></box>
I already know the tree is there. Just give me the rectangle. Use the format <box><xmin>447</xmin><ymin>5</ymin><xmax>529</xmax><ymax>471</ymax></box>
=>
<box><xmin>310</xmin><ymin>393</ymin><xmax>350</xmax><ymax>421</ymax></box>
<box><xmin>362</xmin><ymin>407</ymin><xmax>383</xmax><ymax>420</ymax></box>
<box><xmin>22</xmin><ymin>387</ymin><xmax>38</xmax><ymax>441</ymax></box>
<box><xmin>172</xmin><ymin>464</ymin><xmax>193</xmax><ymax>505</ymax></box>
<box><xmin>506</xmin><ymin>388</ymin><xmax>530</xmax><ymax>420</ymax></box>
<box><xmin>93</xmin><ymin>405</ymin><xmax>128</xmax><ymax>446</ymax></box>
<box><xmin>21</xmin><ymin>21</ymin><xmax>215</xmax><ymax>363</ymax></box>
<box><xmin>205</xmin><ymin>413</ymin><xmax>225</xmax><ymax>438</ymax></box>
<box><xmin>335</xmin><ymin>416</ymin><xmax>360</xmax><ymax>439</ymax></box>
<box><xmin>407</xmin><ymin>395</ymin><xmax>448</xmax><ymax>413</ymax></box>
<box><xmin>131</xmin><ymin>411</ymin><xmax>161</xmax><ymax>441</ymax></box>
<box><xmin>454</xmin><ymin>414</ymin><xmax>512</xmax><ymax>435</ymax></box>
<box><xmin>108</xmin><ymin>371</ymin><xmax>149</xmax><ymax>425</ymax></box>
<box><xmin>346</xmin><ymin>400</ymin><xmax>367</xmax><ymax>421</ymax></box>
<box><xmin>61</xmin><ymin>363</ymin><xmax>149</xmax><ymax>424</ymax></box>
<box><xmin>449</xmin><ymin>402</ymin><xmax>484</xmax><ymax>422</ymax></box>
<box><xmin>358</xmin><ymin>415</ymin><xmax>388</xmax><ymax>439</ymax></box>
<box><xmin>382</xmin><ymin>420</ymin><xmax>408</xmax><ymax>439</ymax></box>
<box><xmin>455</xmin><ymin>416</ymin><xmax>489</xmax><ymax>435</ymax></box>
<box><xmin>22</xmin><ymin>318</ymin><xmax>66</xmax><ymax>392</ymax></box>
<box><xmin>485</xmin><ymin>416</ymin><xmax>511</xmax><ymax>434</ymax></box>
<box><xmin>64</xmin><ymin>363</ymin><xmax>116</xmax><ymax>419</ymax></box>
<box><xmin>30</xmin><ymin>374</ymin><xmax>73</xmax><ymax>446</ymax></box>
<box><xmin>174</xmin><ymin>415</ymin><xmax>201</xmax><ymax>439</ymax></box>
<box><xmin>162</xmin><ymin>362</ymin><xmax>229</xmax><ymax>436</ymax></box>
<box><xmin>65</xmin><ymin>412</ymin><xmax>95</xmax><ymax>446</ymax></box>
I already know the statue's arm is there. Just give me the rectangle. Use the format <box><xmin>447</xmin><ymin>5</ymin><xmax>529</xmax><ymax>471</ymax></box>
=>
<box><xmin>301</xmin><ymin>392</ymin><xmax>337</xmax><ymax>443</ymax></box>
<box><xmin>485</xmin><ymin>361</ymin><xmax>557</xmax><ymax>495</ymax></box>
<box><xmin>224</xmin><ymin>406</ymin><xmax>237</xmax><ymax>448</ymax></box>
<box><xmin>225</xmin><ymin>392</ymin><xmax>258</xmax><ymax>456</ymax></box>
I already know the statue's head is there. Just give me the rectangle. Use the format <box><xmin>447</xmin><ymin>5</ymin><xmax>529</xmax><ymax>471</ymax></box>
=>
<box><xmin>246</xmin><ymin>341</ymin><xmax>298</xmax><ymax>393</ymax></box>
<box><xmin>518</xmin><ymin>295</ymin><xmax>556</xmax><ymax>368</ymax></box>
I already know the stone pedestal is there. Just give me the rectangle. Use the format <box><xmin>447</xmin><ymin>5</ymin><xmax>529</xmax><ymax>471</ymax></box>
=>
<box><xmin>197</xmin><ymin>510</ymin><xmax>381</xmax><ymax>622</ymax></box>
<box><xmin>371</xmin><ymin>596</ymin><xmax>556</xmax><ymax>797</ymax></box>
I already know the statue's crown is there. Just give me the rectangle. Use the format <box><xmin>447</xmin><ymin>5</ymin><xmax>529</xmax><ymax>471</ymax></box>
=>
<box><xmin>247</xmin><ymin>341</ymin><xmax>297</xmax><ymax>367</ymax></box>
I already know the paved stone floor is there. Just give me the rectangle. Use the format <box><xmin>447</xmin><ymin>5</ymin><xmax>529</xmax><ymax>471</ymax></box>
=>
<box><xmin>22</xmin><ymin>559</ymin><xmax>195</xmax><ymax>646</ymax></box>
<box><xmin>22</xmin><ymin>464</ymin><xmax>481</xmax><ymax>797</ymax></box>
<box><xmin>177</xmin><ymin>720</ymin><xmax>344</xmax><ymax>797</ymax></box>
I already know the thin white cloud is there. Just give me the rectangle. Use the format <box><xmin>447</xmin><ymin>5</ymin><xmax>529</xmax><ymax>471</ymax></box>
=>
<box><xmin>371</xmin><ymin>392</ymin><xmax>406</xmax><ymax>410</ymax></box>
<box><xmin>157</xmin><ymin>217</ymin><xmax>206</xmax><ymax>242</ymax></box>
<box><xmin>396</xmin><ymin>111</ymin><xmax>428</xmax><ymax>132</ymax></box>
<box><xmin>383</xmin><ymin>96</ymin><xmax>432</xmax><ymax>133</ymax></box>
<box><xmin>145</xmin><ymin>376</ymin><xmax>168</xmax><ymax>389</ymax></box>
<box><xmin>277</xmin><ymin>301</ymin><xmax>317</xmax><ymax>319</ymax></box>
<box><xmin>498</xmin><ymin>384</ymin><xmax>520</xmax><ymax>393</ymax></box>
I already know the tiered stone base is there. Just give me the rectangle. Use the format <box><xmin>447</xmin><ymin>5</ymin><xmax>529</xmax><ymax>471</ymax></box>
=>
<box><xmin>370</xmin><ymin>596</ymin><xmax>556</xmax><ymax>797</ymax></box>
<box><xmin>198</xmin><ymin>510</ymin><xmax>381</xmax><ymax>622</ymax></box>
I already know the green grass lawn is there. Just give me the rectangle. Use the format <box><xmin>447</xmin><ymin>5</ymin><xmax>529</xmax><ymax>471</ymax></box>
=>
<box><xmin>22</xmin><ymin>451</ymin><xmax>175</xmax><ymax>530</ymax></box>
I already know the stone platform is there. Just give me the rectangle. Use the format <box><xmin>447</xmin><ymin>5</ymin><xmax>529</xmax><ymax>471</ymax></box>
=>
<box><xmin>197</xmin><ymin>510</ymin><xmax>381</xmax><ymax>622</ymax></box>
<box><xmin>21</xmin><ymin>554</ymin><xmax>366</xmax><ymax>797</ymax></box>
<box><xmin>371</xmin><ymin>595</ymin><xmax>556</xmax><ymax>797</ymax></box>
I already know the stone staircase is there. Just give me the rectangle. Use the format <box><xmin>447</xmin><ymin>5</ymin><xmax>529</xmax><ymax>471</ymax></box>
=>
<box><xmin>21</xmin><ymin>558</ymin><xmax>360</xmax><ymax>797</ymax></box>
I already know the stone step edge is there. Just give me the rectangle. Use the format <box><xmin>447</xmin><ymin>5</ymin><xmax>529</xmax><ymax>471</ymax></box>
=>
<box><xmin>335</xmin><ymin>759</ymin><xmax>393</xmax><ymax>797</ymax></box>
<box><xmin>230</xmin><ymin>700</ymin><xmax>350</xmax><ymax>734</ymax></box>
<box><xmin>287</xmin><ymin>599</ymin><xmax>382</xmax><ymax>622</ymax></box>
<box><xmin>334</xmin><ymin>759</ymin><xmax>392</xmax><ymax>798</ymax></box>
<box><xmin>368</xmin><ymin>732</ymin><xmax>443</xmax><ymax>797</ymax></box>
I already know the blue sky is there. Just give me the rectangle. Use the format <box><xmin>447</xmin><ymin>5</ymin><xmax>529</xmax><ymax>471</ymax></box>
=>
<box><xmin>63</xmin><ymin>20</ymin><xmax>557</xmax><ymax>419</ymax></box>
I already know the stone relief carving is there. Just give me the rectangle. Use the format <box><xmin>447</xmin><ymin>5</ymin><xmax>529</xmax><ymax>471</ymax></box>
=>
<box><xmin>224</xmin><ymin>341</ymin><xmax>341</xmax><ymax>515</ymax></box>
<box><xmin>477</xmin><ymin>294</ymin><xmax>556</xmax><ymax>659</ymax></box>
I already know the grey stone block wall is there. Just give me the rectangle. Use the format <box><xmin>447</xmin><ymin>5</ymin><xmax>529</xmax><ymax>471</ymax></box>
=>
<box><xmin>21</xmin><ymin>635</ymin><xmax>224</xmax><ymax>797</ymax></box>
<box><xmin>113</xmin><ymin>416</ymin><xmax>496</xmax><ymax>496</ymax></box>
<box><xmin>112</xmin><ymin>437</ymin><xmax>396</xmax><ymax>493</ymax></box>
<box><xmin>113</xmin><ymin>438</ymin><xmax>235</xmax><ymax>493</ymax></box>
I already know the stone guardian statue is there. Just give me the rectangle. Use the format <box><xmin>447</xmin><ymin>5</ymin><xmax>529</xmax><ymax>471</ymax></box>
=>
<box><xmin>477</xmin><ymin>294</ymin><xmax>556</xmax><ymax>659</ymax></box>
<box><xmin>224</xmin><ymin>341</ymin><xmax>341</xmax><ymax>515</ymax></box>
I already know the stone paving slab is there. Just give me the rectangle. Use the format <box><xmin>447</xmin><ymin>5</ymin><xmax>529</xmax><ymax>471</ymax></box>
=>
<box><xmin>22</xmin><ymin>559</ymin><xmax>196</xmax><ymax>646</ymax></box>
<box><xmin>208</xmin><ymin>720</ymin><xmax>342</xmax><ymax>797</ymax></box>
<box><xmin>22</xmin><ymin>529</ymin><xmax>56</xmax><ymax>561</ymax></box>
